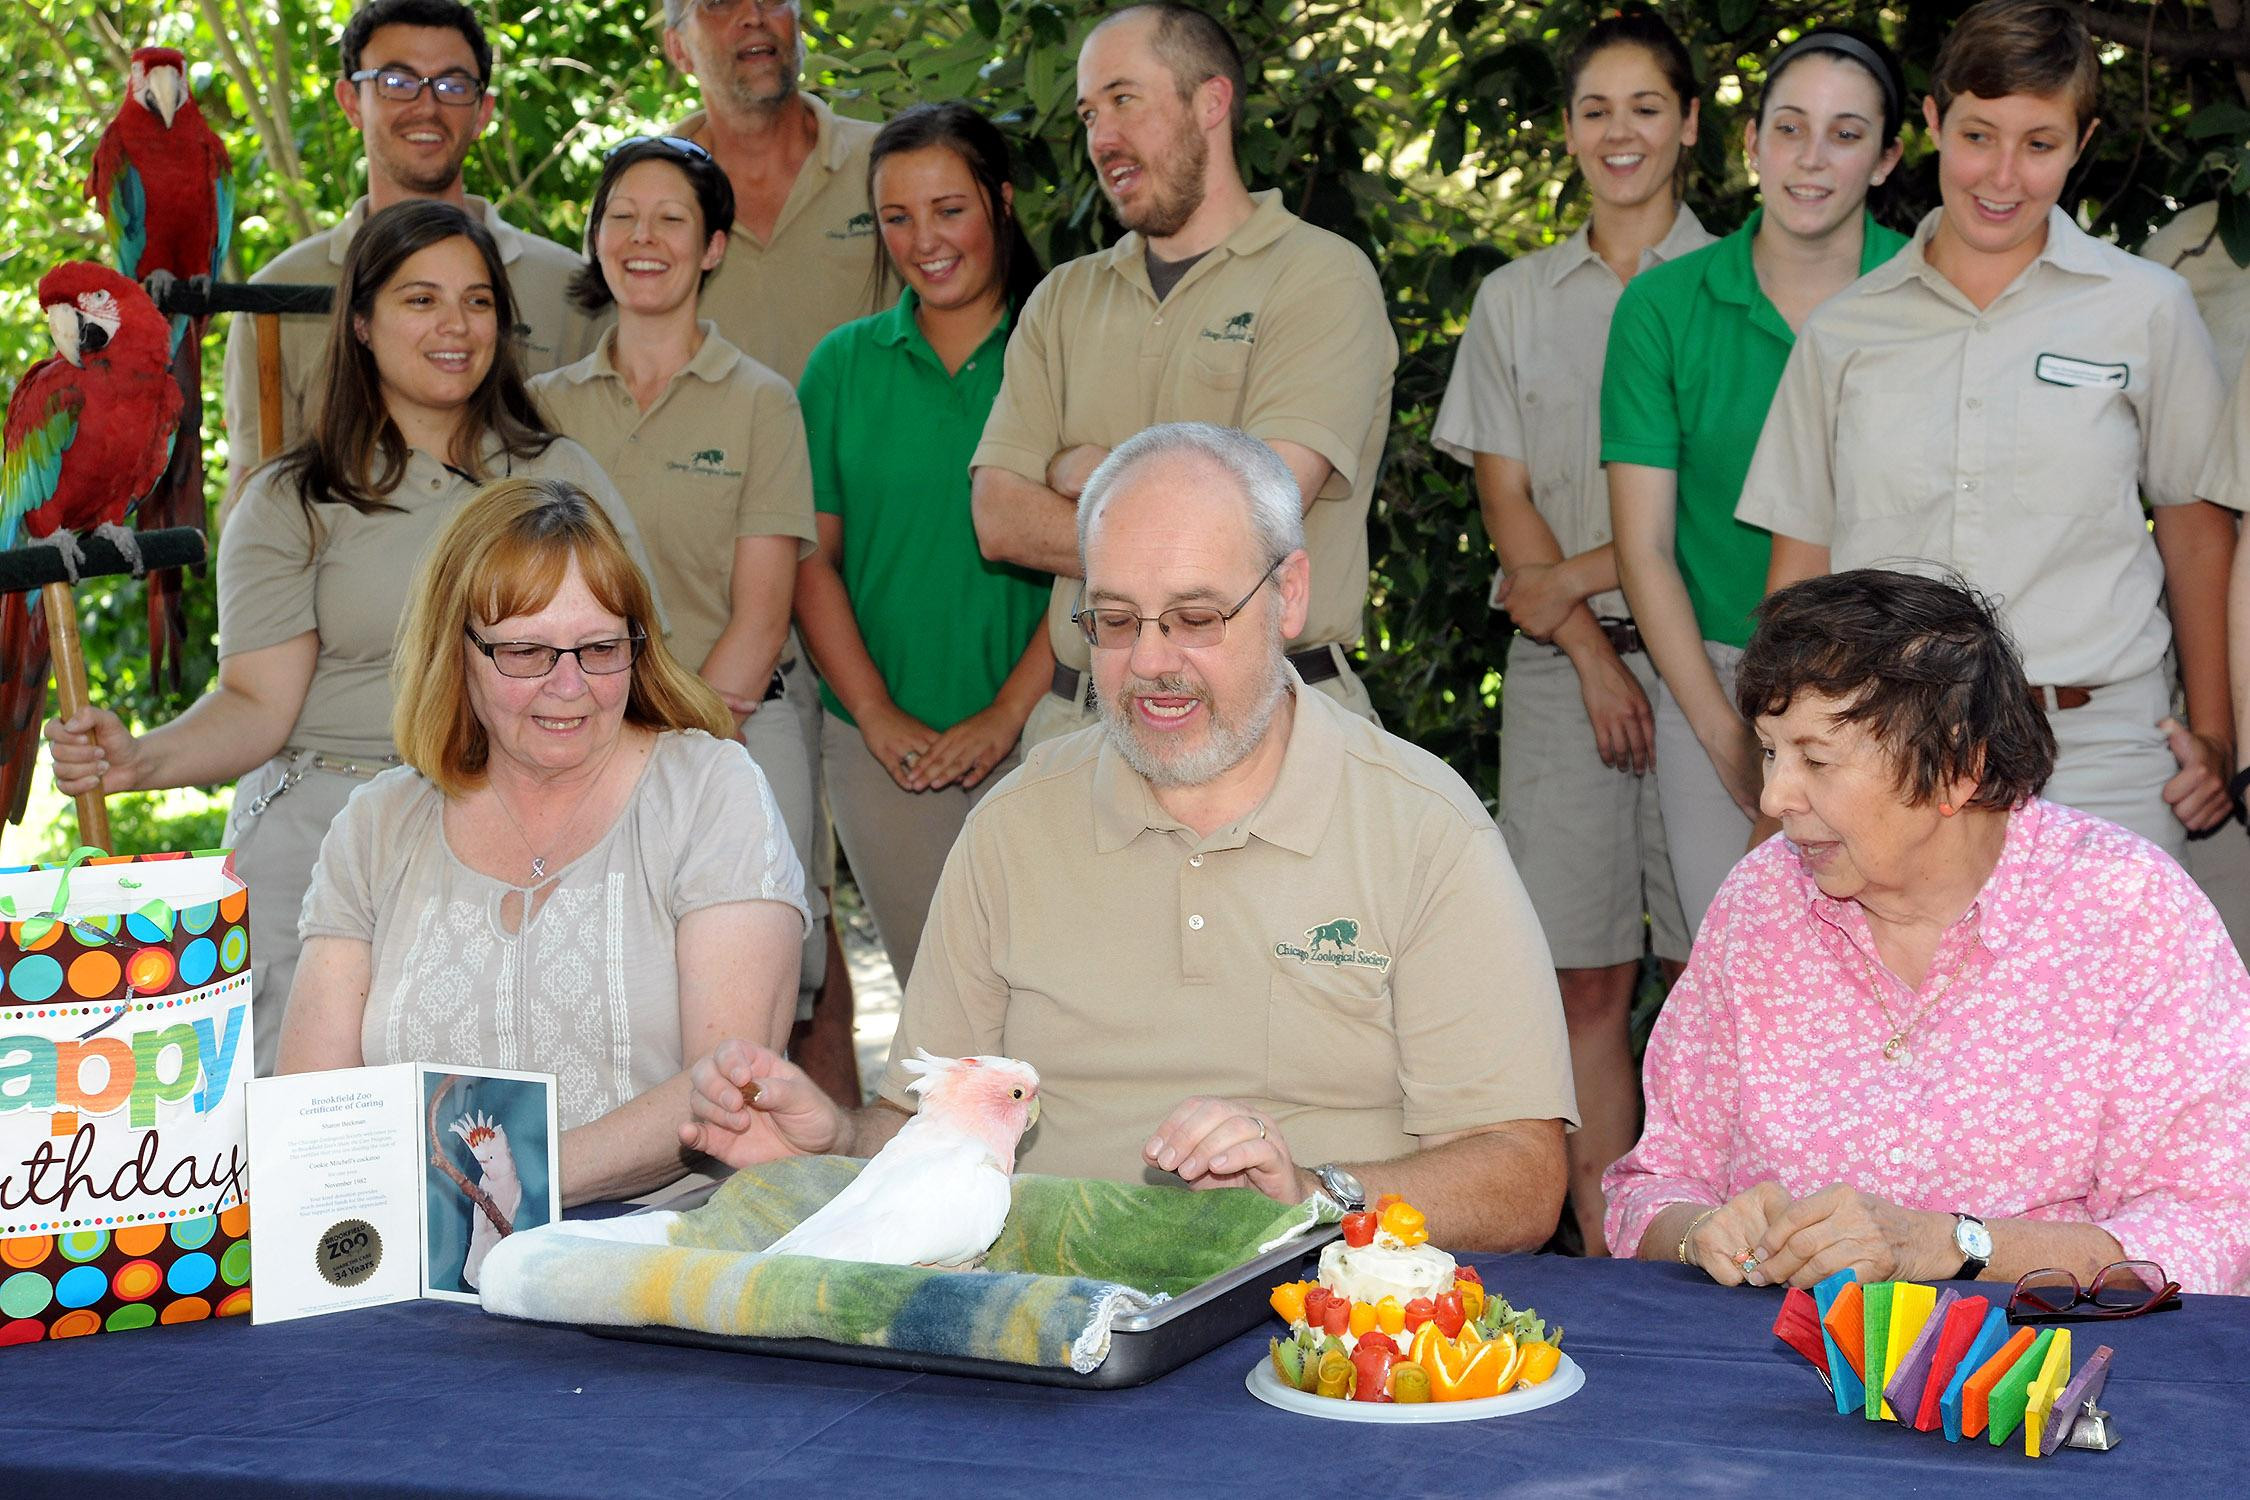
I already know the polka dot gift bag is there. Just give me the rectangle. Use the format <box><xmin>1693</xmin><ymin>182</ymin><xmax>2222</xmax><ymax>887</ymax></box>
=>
<box><xmin>0</xmin><ymin>847</ymin><xmax>253</xmax><ymax>1345</ymax></box>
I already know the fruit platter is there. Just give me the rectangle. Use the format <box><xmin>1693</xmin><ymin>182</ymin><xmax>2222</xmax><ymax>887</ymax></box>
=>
<box><xmin>1245</xmin><ymin>1195</ymin><xmax>1584</xmax><ymax>1422</ymax></box>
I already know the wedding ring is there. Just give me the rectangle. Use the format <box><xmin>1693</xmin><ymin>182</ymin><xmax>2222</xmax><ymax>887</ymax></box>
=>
<box><xmin>900</xmin><ymin>749</ymin><xmax>921</xmax><ymax>769</ymax></box>
<box><xmin>1255</xmin><ymin>1118</ymin><xmax>1268</xmax><ymax>1141</ymax></box>
<box><xmin>1737</xmin><ymin>1251</ymin><xmax>1760</xmax><ymax>1276</ymax></box>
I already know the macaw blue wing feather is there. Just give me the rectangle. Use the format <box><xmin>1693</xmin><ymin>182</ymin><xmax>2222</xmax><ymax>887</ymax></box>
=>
<box><xmin>212</xmin><ymin>170</ymin><xmax>234</xmax><ymax>279</ymax></box>
<box><xmin>0</xmin><ymin>386</ymin><xmax>80</xmax><ymax>554</ymax></box>
<box><xmin>107</xmin><ymin>162</ymin><xmax>148</xmax><ymax>282</ymax></box>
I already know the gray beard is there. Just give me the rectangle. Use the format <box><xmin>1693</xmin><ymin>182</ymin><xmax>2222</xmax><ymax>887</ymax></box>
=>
<box><xmin>1099</xmin><ymin>651</ymin><xmax>1289</xmax><ymax>790</ymax></box>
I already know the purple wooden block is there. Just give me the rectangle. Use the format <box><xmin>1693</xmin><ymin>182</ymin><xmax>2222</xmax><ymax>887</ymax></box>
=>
<box><xmin>1883</xmin><ymin>1285</ymin><xmax>1962</xmax><ymax>1415</ymax></box>
<box><xmin>2039</xmin><ymin>1344</ymin><xmax>2115</xmax><ymax>1456</ymax></box>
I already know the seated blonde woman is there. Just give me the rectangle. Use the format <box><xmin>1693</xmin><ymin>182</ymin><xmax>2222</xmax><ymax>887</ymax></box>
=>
<box><xmin>279</xmin><ymin>477</ymin><xmax>808</xmax><ymax>1204</ymax></box>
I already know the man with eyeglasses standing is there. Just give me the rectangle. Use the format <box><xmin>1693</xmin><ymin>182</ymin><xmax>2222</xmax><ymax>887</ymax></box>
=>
<box><xmin>972</xmin><ymin>3</ymin><xmax>1396</xmax><ymax>753</ymax></box>
<box><xmin>220</xmin><ymin>0</ymin><xmax>598</xmax><ymax>482</ymax></box>
<box><xmin>661</xmin><ymin>0</ymin><xmax>886</xmax><ymax>1106</ymax></box>
<box><xmin>661</xmin><ymin>0</ymin><xmax>883</xmax><ymax>386</ymax></box>
<box><xmin>682</xmin><ymin>424</ymin><xmax>1576</xmax><ymax>1251</ymax></box>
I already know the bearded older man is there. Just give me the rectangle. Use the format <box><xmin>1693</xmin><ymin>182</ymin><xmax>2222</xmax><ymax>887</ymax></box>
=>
<box><xmin>684</xmin><ymin>423</ymin><xmax>1574</xmax><ymax>1250</ymax></box>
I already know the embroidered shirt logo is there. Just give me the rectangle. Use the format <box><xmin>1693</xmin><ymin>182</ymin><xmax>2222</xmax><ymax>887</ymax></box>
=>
<box><xmin>1200</xmin><ymin>310</ymin><xmax>1256</xmax><ymax>344</ymax></box>
<box><xmin>1274</xmin><ymin>917</ymin><xmax>1391</xmax><ymax>972</ymax></box>
<box><xmin>827</xmin><ymin>210</ymin><xmax>877</xmax><ymax>240</ymax></box>
<box><xmin>666</xmin><ymin>447</ymin><xmax>744</xmax><ymax>478</ymax></box>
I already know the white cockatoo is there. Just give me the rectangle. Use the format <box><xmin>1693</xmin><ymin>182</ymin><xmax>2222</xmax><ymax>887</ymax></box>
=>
<box><xmin>449</xmin><ymin>1110</ymin><xmax>523</xmax><ymax>1289</ymax></box>
<box><xmin>762</xmin><ymin>1050</ymin><xmax>1041</xmax><ymax>1269</ymax></box>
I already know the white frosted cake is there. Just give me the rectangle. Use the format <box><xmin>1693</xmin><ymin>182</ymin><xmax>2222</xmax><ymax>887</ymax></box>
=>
<box><xmin>1317</xmin><ymin>1235</ymin><xmax>1458</xmax><ymax>1306</ymax></box>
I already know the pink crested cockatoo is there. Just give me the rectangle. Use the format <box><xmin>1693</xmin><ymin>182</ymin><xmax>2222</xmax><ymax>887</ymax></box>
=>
<box><xmin>449</xmin><ymin>1110</ymin><xmax>523</xmax><ymax>1289</ymax></box>
<box><xmin>763</xmin><ymin>1050</ymin><xmax>1041</xmax><ymax>1268</ymax></box>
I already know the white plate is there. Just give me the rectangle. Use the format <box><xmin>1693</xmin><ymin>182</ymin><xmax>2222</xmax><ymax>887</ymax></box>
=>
<box><xmin>1244</xmin><ymin>1350</ymin><xmax>1585</xmax><ymax>1422</ymax></box>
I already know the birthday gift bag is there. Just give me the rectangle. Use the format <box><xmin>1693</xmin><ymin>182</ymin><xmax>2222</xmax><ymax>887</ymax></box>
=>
<box><xmin>0</xmin><ymin>849</ymin><xmax>253</xmax><ymax>1345</ymax></box>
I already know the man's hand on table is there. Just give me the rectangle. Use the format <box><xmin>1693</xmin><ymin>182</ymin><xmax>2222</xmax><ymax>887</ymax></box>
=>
<box><xmin>1143</xmin><ymin>1096</ymin><xmax>1303</xmax><ymax>1202</ymax></box>
<box><xmin>680</xmin><ymin>1040</ymin><xmax>850</xmax><ymax>1169</ymax></box>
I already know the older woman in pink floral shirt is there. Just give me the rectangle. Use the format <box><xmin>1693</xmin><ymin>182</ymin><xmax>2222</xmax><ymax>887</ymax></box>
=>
<box><xmin>1605</xmin><ymin>571</ymin><xmax>2250</xmax><ymax>1295</ymax></box>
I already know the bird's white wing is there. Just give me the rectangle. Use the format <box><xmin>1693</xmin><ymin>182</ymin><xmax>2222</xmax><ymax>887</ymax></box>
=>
<box><xmin>763</xmin><ymin>1129</ymin><xmax>1012</xmax><ymax>1267</ymax></box>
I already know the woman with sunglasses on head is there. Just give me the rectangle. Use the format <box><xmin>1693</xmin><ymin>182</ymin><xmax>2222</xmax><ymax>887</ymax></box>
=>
<box><xmin>1606</xmin><ymin>27</ymin><xmax>1910</xmax><ymax>936</ymax></box>
<box><xmin>1605</xmin><ymin>570</ymin><xmax>2250</xmax><ymax>1296</ymax></box>
<box><xmin>44</xmin><ymin>200</ymin><xmax>652</xmax><ymax>1078</ymax></box>
<box><xmin>278</xmin><ymin>479</ymin><xmax>807</xmax><ymax>1209</ymax></box>
<box><xmin>790</xmin><ymin>103</ymin><xmax>1052</xmax><ymax>986</ymax></box>
<box><xmin>1432</xmin><ymin>5</ymin><xmax>1710</xmax><ymax>1256</ymax></box>
<box><xmin>530</xmin><ymin>138</ymin><xmax>826</xmax><ymax>1001</ymax></box>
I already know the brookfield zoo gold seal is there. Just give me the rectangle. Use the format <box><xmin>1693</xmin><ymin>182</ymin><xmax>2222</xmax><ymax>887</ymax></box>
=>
<box><xmin>317</xmin><ymin>1218</ymin><xmax>382</xmax><ymax>1287</ymax></box>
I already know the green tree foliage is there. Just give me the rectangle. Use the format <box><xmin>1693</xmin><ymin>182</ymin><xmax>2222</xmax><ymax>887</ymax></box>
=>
<box><xmin>1</xmin><ymin>0</ymin><xmax>2242</xmax><ymax>858</ymax></box>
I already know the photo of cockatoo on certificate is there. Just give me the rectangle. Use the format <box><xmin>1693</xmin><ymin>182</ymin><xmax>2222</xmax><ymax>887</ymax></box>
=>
<box><xmin>420</xmin><ymin>1067</ymin><xmax>560</xmax><ymax>1303</ymax></box>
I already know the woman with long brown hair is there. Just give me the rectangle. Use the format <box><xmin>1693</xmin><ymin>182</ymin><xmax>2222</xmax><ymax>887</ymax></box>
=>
<box><xmin>45</xmin><ymin>200</ymin><xmax>653</xmax><ymax>1076</ymax></box>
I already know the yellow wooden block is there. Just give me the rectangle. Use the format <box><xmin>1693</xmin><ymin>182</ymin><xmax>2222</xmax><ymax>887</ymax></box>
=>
<box><xmin>1881</xmin><ymin>1283</ymin><xmax>1936</xmax><ymax>1419</ymax></box>
<box><xmin>1879</xmin><ymin>1282</ymin><xmax>1934</xmax><ymax>1422</ymax></box>
<box><xmin>2023</xmin><ymin>1327</ymin><xmax>2073</xmax><ymax>1457</ymax></box>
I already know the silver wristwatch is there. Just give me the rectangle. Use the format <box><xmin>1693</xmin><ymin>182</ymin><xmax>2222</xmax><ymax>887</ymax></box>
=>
<box><xmin>1951</xmin><ymin>1213</ymin><xmax>1992</xmax><ymax>1279</ymax></box>
<box><xmin>1310</xmin><ymin>1163</ymin><xmax>1367</xmax><ymax>1215</ymax></box>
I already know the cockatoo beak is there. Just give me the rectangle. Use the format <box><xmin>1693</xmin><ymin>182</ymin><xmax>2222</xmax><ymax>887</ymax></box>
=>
<box><xmin>145</xmin><ymin>67</ymin><xmax>184</xmax><ymax>128</ymax></box>
<box><xmin>47</xmin><ymin>304</ymin><xmax>83</xmax><ymax>367</ymax></box>
<box><xmin>1026</xmin><ymin>1094</ymin><xmax>1041</xmax><ymax>1127</ymax></box>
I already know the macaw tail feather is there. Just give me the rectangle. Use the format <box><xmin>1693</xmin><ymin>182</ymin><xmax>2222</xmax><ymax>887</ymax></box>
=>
<box><xmin>142</xmin><ymin>343</ymin><xmax>204</xmax><ymax>692</ymax></box>
<box><xmin>0</xmin><ymin>591</ymin><xmax>52</xmax><ymax>837</ymax></box>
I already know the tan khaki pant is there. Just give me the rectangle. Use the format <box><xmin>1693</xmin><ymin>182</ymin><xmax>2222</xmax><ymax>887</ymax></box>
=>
<box><xmin>821</xmin><ymin>710</ymin><xmax>1016</xmax><ymax>988</ymax></box>
<box><xmin>226</xmin><ymin>753</ymin><xmax>373</xmax><ymax>1077</ymax></box>
<box><xmin>741</xmin><ymin>656</ymin><xmax>827</xmax><ymax>1018</ymax></box>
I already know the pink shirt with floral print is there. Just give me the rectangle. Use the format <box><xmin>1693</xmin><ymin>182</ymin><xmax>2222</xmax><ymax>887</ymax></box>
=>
<box><xmin>1604</xmin><ymin>799</ymin><xmax>2250</xmax><ymax>1294</ymax></box>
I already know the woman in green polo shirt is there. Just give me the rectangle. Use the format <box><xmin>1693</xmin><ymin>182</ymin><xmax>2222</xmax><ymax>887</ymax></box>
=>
<box><xmin>1604</xmin><ymin>29</ymin><xmax>1910</xmax><ymax>932</ymax></box>
<box><xmin>794</xmin><ymin>103</ymin><xmax>1052</xmax><ymax>984</ymax></box>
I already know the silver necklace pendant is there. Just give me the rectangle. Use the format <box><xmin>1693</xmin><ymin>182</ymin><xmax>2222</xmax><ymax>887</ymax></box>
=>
<box><xmin>530</xmin><ymin>856</ymin><xmax>547</xmax><ymax>880</ymax></box>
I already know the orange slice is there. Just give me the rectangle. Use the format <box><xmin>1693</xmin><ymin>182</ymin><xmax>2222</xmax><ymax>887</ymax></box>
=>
<box><xmin>1424</xmin><ymin>1330</ymin><xmax>1520</xmax><ymax>1401</ymax></box>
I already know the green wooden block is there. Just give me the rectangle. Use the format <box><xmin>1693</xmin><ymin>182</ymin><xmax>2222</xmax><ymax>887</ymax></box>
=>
<box><xmin>1863</xmin><ymin>1281</ymin><xmax>1895</xmax><ymax>1420</ymax></box>
<box><xmin>1985</xmin><ymin>1327</ymin><xmax>2056</xmax><ymax>1445</ymax></box>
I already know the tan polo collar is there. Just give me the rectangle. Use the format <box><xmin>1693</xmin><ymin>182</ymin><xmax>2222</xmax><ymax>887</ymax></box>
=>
<box><xmin>1541</xmin><ymin>203</ymin><xmax>1706</xmax><ymax>288</ymax></box>
<box><xmin>327</xmin><ymin>193</ymin><xmax>531</xmax><ymax>268</ymax></box>
<box><xmin>559</xmin><ymin>320</ymin><xmax>740</xmax><ymax>387</ymax></box>
<box><xmin>1099</xmin><ymin>188</ymin><xmax>1297</xmax><ymax>280</ymax></box>
<box><xmin>1090</xmin><ymin>668</ymin><xmax>1341</xmax><ymax>856</ymax></box>
<box><xmin>1864</xmin><ymin>205</ymin><xmax>2113</xmax><ymax>303</ymax></box>
<box><xmin>674</xmin><ymin>91</ymin><xmax>858</xmax><ymax>176</ymax></box>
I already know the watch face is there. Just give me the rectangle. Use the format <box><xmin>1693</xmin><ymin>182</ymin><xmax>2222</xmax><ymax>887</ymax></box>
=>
<box><xmin>1958</xmin><ymin>1218</ymin><xmax>1994</xmax><ymax>1260</ymax></box>
<box><xmin>1321</xmin><ymin>1165</ymin><xmax>1367</xmax><ymax>1210</ymax></box>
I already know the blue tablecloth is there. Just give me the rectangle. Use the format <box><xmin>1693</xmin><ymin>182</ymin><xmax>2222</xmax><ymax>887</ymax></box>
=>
<box><xmin>0</xmin><ymin>1250</ymin><xmax>2235</xmax><ymax>1497</ymax></box>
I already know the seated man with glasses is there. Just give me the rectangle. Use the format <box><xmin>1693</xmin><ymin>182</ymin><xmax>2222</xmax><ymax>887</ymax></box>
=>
<box><xmin>1606</xmin><ymin>569</ymin><xmax>2250</xmax><ymax>1295</ymax></box>
<box><xmin>679</xmin><ymin>422</ymin><xmax>1577</xmax><ymax>1251</ymax></box>
<box><xmin>221</xmin><ymin>0</ymin><xmax>600</xmax><ymax>490</ymax></box>
<box><xmin>280</xmin><ymin>477</ymin><xmax>811</xmax><ymax>1209</ymax></box>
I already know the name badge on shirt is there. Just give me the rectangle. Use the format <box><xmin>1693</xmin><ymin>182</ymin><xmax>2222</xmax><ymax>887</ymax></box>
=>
<box><xmin>2034</xmin><ymin>353</ymin><xmax>2129</xmax><ymax>390</ymax></box>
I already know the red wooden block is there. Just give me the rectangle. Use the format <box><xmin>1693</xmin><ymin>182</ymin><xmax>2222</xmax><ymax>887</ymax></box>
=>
<box><xmin>1914</xmin><ymin>1295</ymin><xmax>1990</xmax><ymax>1432</ymax></box>
<box><xmin>1772</xmin><ymin>1287</ymin><xmax>1827</xmax><ymax>1369</ymax></box>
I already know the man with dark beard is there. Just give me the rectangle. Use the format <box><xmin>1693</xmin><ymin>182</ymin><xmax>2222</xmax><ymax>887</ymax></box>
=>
<box><xmin>970</xmin><ymin>3</ymin><xmax>1397</xmax><ymax>752</ymax></box>
<box><xmin>220</xmin><ymin>0</ymin><xmax>598</xmax><ymax>476</ymax></box>
<box><xmin>685</xmin><ymin>423</ymin><xmax>1575</xmax><ymax>1251</ymax></box>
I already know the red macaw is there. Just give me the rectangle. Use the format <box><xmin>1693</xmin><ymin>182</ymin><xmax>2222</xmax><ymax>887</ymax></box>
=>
<box><xmin>0</xmin><ymin>263</ymin><xmax>182</xmax><ymax>824</ymax></box>
<box><xmin>88</xmin><ymin>44</ymin><xmax>233</xmax><ymax>690</ymax></box>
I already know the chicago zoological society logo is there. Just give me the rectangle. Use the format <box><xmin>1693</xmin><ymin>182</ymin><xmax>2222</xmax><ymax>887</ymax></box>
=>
<box><xmin>1275</xmin><ymin>918</ymin><xmax>1391</xmax><ymax>972</ymax></box>
<box><xmin>826</xmin><ymin>210</ymin><xmax>877</xmax><ymax>241</ymax></box>
<box><xmin>667</xmin><ymin>447</ymin><xmax>744</xmax><ymax>479</ymax></box>
<box><xmin>1201</xmin><ymin>310</ymin><xmax>1256</xmax><ymax>344</ymax></box>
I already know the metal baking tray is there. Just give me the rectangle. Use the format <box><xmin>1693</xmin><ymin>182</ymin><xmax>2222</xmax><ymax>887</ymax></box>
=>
<box><xmin>579</xmin><ymin>1183</ymin><xmax>1340</xmax><ymax>1389</ymax></box>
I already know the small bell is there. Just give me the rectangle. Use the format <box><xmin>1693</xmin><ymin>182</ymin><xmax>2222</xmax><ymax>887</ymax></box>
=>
<box><xmin>2064</xmin><ymin>1400</ymin><xmax>2121</xmax><ymax>1452</ymax></box>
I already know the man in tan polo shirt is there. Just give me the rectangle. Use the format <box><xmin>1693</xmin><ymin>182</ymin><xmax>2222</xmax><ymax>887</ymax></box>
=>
<box><xmin>683</xmin><ymin>423</ymin><xmax>1574</xmax><ymax>1251</ymax></box>
<box><xmin>661</xmin><ymin>0</ymin><xmax>887</xmax><ymax>1100</ymax></box>
<box><xmin>219</xmin><ymin>0</ymin><xmax>598</xmax><ymax>480</ymax></box>
<box><xmin>662</xmin><ymin>0</ymin><xmax>884</xmax><ymax>384</ymax></box>
<box><xmin>972</xmin><ymin>3</ymin><xmax>1396</xmax><ymax>752</ymax></box>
